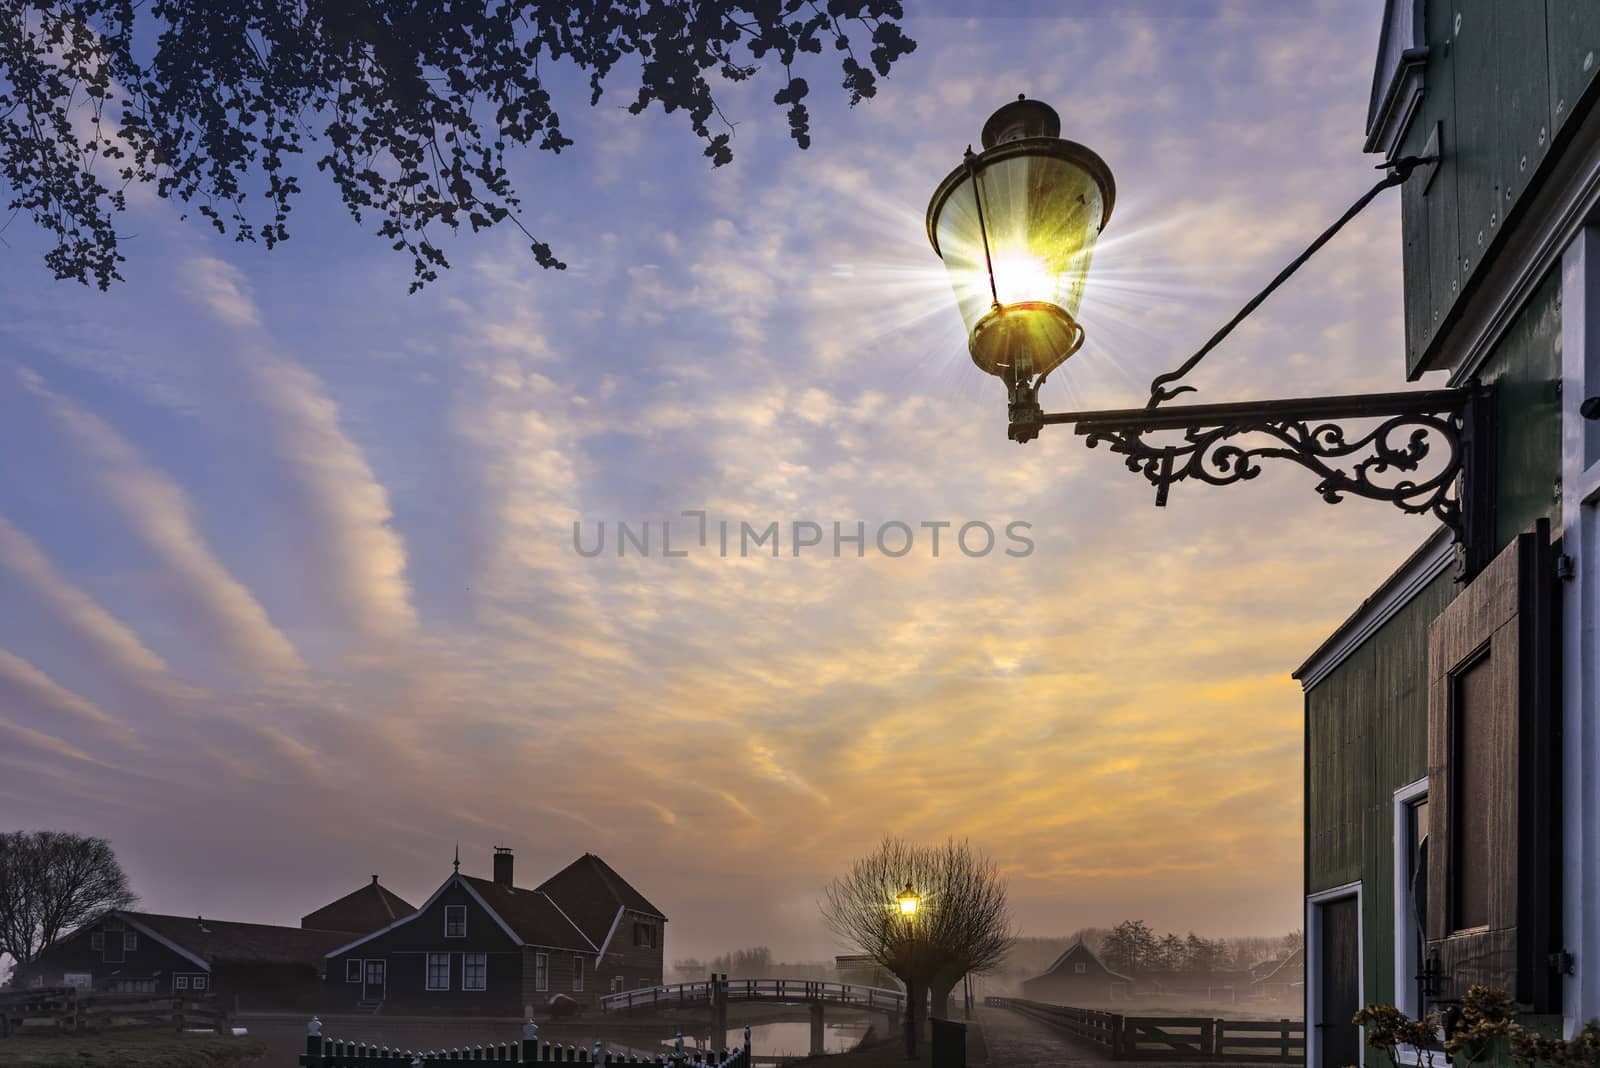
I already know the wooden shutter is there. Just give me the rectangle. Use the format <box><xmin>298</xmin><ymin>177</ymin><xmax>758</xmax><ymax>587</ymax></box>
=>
<box><xmin>1425</xmin><ymin>519</ymin><xmax>1559</xmax><ymax>1010</ymax></box>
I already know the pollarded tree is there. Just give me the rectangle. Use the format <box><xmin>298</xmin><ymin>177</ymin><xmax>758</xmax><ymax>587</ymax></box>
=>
<box><xmin>0</xmin><ymin>831</ymin><xmax>137</xmax><ymax>965</ymax></box>
<box><xmin>0</xmin><ymin>0</ymin><xmax>916</xmax><ymax>291</ymax></box>
<box><xmin>820</xmin><ymin>835</ymin><xmax>1013</xmax><ymax>1049</ymax></box>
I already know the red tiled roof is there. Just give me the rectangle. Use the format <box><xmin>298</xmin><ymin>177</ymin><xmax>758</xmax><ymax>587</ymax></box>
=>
<box><xmin>536</xmin><ymin>854</ymin><xmax>665</xmax><ymax>948</ymax></box>
<box><xmin>460</xmin><ymin>876</ymin><xmax>596</xmax><ymax>953</ymax></box>
<box><xmin>128</xmin><ymin>912</ymin><xmax>351</xmax><ymax>967</ymax></box>
<box><xmin>301</xmin><ymin>879</ymin><xmax>416</xmax><ymax>933</ymax></box>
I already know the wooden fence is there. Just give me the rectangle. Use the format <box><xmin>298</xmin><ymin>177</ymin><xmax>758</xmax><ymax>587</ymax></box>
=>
<box><xmin>0</xmin><ymin>986</ymin><xmax>225</xmax><ymax>1037</ymax></box>
<box><xmin>985</xmin><ymin>997</ymin><xmax>1303</xmax><ymax>1062</ymax></box>
<box><xmin>301</xmin><ymin>1018</ymin><xmax>753</xmax><ymax>1067</ymax></box>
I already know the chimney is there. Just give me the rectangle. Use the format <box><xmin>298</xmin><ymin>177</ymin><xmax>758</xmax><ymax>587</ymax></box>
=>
<box><xmin>493</xmin><ymin>846</ymin><xmax>514</xmax><ymax>888</ymax></box>
<box><xmin>371</xmin><ymin>874</ymin><xmax>379</xmax><ymax>886</ymax></box>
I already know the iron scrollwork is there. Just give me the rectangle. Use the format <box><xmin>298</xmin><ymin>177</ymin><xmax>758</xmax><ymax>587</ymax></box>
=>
<box><xmin>1013</xmin><ymin>387</ymin><xmax>1491</xmax><ymax>554</ymax></box>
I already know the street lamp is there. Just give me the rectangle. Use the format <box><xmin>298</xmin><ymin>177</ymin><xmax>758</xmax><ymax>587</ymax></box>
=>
<box><xmin>925</xmin><ymin>95</ymin><xmax>1115</xmax><ymax>387</ymax></box>
<box><xmin>897</xmin><ymin>884</ymin><xmax>921</xmax><ymax>918</ymax></box>
<box><xmin>896</xmin><ymin>884</ymin><xmax>921</xmax><ymax>1058</ymax></box>
<box><xmin>926</xmin><ymin>97</ymin><xmax>1497</xmax><ymax>578</ymax></box>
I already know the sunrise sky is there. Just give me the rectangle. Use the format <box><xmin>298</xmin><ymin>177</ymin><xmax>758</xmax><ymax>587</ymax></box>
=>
<box><xmin>0</xmin><ymin>0</ymin><xmax>1431</xmax><ymax>964</ymax></box>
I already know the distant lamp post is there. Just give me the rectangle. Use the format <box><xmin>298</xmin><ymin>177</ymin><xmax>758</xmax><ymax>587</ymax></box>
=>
<box><xmin>924</xmin><ymin>97</ymin><xmax>1498</xmax><ymax>577</ymax></box>
<box><xmin>897</xmin><ymin>884</ymin><xmax>921</xmax><ymax>918</ymax></box>
<box><xmin>925</xmin><ymin>95</ymin><xmax>1114</xmax><ymax>389</ymax></box>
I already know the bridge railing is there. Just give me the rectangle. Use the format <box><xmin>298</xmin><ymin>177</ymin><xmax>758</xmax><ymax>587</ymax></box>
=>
<box><xmin>599</xmin><ymin>979</ymin><xmax>905</xmax><ymax>1015</ymax></box>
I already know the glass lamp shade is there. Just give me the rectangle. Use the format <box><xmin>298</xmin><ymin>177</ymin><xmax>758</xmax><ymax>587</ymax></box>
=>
<box><xmin>927</xmin><ymin>101</ymin><xmax>1114</xmax><ymax>381</ymax></box>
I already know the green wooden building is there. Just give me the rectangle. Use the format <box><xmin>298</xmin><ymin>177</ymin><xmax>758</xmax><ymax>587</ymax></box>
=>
<box><xmin>1296</xmin><ymin>3</ymin><xmax>1600</xmax><ymax>1067</ymax></box>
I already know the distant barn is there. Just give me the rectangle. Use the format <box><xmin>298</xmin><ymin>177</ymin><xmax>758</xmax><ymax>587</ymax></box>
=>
<box><xmin>1021</xmin><ymin>942</ymin><xmax>1131</xmax><ymax>1005</ymax></box>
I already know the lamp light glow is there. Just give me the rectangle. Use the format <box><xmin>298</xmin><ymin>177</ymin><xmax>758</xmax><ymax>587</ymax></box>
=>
<box><xmin>896</xmin><ymin>884</ymin><xmax>920</xmax><ymax>917</ymax></box>
<box><xmin>926</xmin><ymin>95</ymin><xmax>1115</xmax><ymax>384</ymax></box>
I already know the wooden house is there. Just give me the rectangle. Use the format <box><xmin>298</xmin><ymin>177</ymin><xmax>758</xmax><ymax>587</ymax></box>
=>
<box><xmin>15</xmin><ymin>909</ymin><xmax>354</xmax><ymax>1010</ymax></box>
<box><xmin>1020</xmin><ymin>942</ymin><xmax>1131</xmax><ymax>1005</ymax></box>
<box><xmin>322</xmin><ymin>848</ymin><xmax>665</xmax><ymax>1015</ymax></box>
<box><xmin>1298</xmin><ymin>5</ymin><xmax>1600</xmax><ymax>1064</ymax></box>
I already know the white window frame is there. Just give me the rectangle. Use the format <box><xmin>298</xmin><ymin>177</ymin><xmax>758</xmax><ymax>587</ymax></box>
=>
<box><xmin>463</xmin><ymin>952</ymin><xmax>487</xmax><ymax>992</ymax></box>
<box><xmin>176</xmin><ymin>976</ymin><xmax>189</xmax><ymax>991</ymax></box>
<box><xmin>535</xmin><ymin>952</ymin><xmax>549</xmax><ymax>992</ymax></box>
<box><xmin>426</xmin><ymin>952</ymin><xmax>451</xmax><ymax>992</ymax></box>
<box><xmin>192</xmin><ymin>976</ymin><xmax>207</xmax><ymax>992</ymax></box>
<box><xmin>611</xmin><ymin>975</ymin><xmax>624</xmax><ymax>994</ymax></box>
<box><xmin>1561</xmin><ymin>225</ymin><xmax>1600</xmax><ymax>1030</ymax></box>
<box><xmin>123</xmin><ymin>931</ymin><xmax>137</xmax><ymax>951</ymax></box>
<box><xmin>346</xmin><ymin>959</ymin><xmax>362</xmax><ymax>983</ymax></box>
<box><xmin>1306</xmin><ymin>880</ymin><xmax>1363</xmax><ymax>1068</ymax></box>
<box><xmin>1073</xmin><ymin>962</ymin><xmax>1087</xmax><ymax>974</ymax></box>
<box><xmin>444</xmin><ymin>905</ymin><xmax>467</xmax><ymax>939</ymax></box>
<box><xmin>573</xmin><ymin>957</ymin><xmax>584</xmax><ymax>992</ymax></box>
<box><xmin>1392</xmin><ymin>778</ymin><xmax>1438</xmax><ymax>1064</ymax></box>
<box><xmin>90</xmin><ymin>932</ymin><xmax>104</xmax><ymax>951</ymax></box>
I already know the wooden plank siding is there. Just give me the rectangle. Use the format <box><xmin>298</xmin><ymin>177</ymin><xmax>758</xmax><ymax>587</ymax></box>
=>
<box><xmin>1306</xmin><ymin>570</ymin><xmax>1460</xmax><ymax>1047</ymax></box>
<box><xmin>1477</xmin><ymin>268</ymin><xmax>1563</xmax><ymax>546</ymax></box>
<box><xmin>1399</xmin><ymin>1</ymin><xmax>1599</xmax><ymax>378</ymax></box>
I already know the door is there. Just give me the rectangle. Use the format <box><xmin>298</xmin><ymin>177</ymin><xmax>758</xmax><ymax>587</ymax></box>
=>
<box><xmin>363</xmin><ymin>959</ymin><xmax>387</xmax><ymax>1001</ymax></box>
<box><xmin>1318</xmin><ymin>897</ymin><xmax>1359</xmax><ymax>1068</ymax></box>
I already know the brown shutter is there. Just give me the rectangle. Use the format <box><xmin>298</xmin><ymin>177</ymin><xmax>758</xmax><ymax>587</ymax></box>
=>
<box><xmin>1425</xmin><ymin>519</ymin><xmax>1559</xmax><ymax>1010</ymax></box>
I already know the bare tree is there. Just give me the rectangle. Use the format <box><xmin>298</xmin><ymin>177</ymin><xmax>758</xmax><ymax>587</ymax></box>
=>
<box><xmin>0</xmin><ymin>831</ymin><xmax>136</xmax><ymax>965</ymax></box>
<box><xmin>820</xmin><ymin>836</ymin><xmax>1013</xmax><ymax>1051</ymax></box>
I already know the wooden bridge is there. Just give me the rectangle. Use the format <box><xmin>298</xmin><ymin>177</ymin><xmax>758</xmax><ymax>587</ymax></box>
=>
<box><xmin>600</xmin><ymin>978</ymin><xmax>904</xmax><ymax>1016</ymax></box>
<box><xmin>600</xmin><ymin>976</ymin><xmax>905</xmax><ymax>1058</ymax></box>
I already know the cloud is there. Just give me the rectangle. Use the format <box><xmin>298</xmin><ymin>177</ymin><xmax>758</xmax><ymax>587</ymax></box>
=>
<box><xmin>183</xmin><ymin>258</ymin><xmax>418</xmax><ymax>645</ymax></box>
<box><xmin>0</xmin><ymin>513</ymin><xmax>176</xmax><ymax>692</ymax></box>
<box><xmin>0</xmin><ymin>646</ymin><xmax>134</xmax><ymax>750</ymax></box>
<box><xmin>20</xmin><ymin>369</ymin><xmax>307</xmax><ymax>681</ymax></box>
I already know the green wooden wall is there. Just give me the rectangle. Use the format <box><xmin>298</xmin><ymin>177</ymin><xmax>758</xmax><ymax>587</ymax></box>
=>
<box><xmin>1399</xmin><ymin>0</ymin><xmax>1600</xmax><ymax>376</ymax></box>
<box><xmin>1478</xmin><ymin>267</ymin><xmax>1563</xmax><ymax>545</ymax></box>
<box><xmin>1307</xmin><ymin>571</ymin><xmax>1458</xmax><ymax>1050</ymax></box>
<box><xmin>1304</xmin><ymin>264</ymin><xmax>1561</xmax><ymax>1063</ymax></box>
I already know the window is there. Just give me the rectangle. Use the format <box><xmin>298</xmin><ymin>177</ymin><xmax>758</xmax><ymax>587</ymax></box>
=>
<box><xmin>1425</xmin><ymin>523</ymin><xmax>1560</xmax><ymax>1009</ymax></box>
<box><xmin>346</xmin><ymin>959</ymin><xmax>362</xmax><ymax>983</ymax></box>
<box><xmin>445</xmin><ymin>905</ymin><xmax>467</xmax><ymax>938</ymax></box>
<box><xmin>464</xmin><ymin>953</ymin><xmax>487</xmax><ymax>991</ymax></box>
<box><xmin>1073</xmin><ymin>963</ymin><xmax>1087</xmax><ymax>974</ymax></box>
<box><xmin>123</xmin><ymin>931</ymin><xmax>138</xmax><ymax>951</ymax></box>
<box><xmin>632</xmin><ymin>922</ymin><xmax>656</xmax><ymax>948</ymax></box>
<box><xmin>426</xmin><ymin>953</ymin><xmax>451</xmax><ymax>991</ymax></box>
<box><xmin>611</xmin><ymin>976</ymin><xmax>624</xmax><ymax>993</ymax></box>
<box><xmin>573</xmin><ymin>957</ymin><xmax>584</xmax><ymax>992</ymax></box>
<box><xmin>535</xmin><ymin>953</ymin><xmax>549</xmax><ymax>992</ymax></box>
<box><xmin>176</xmin><ymin>976</ymin><xmax>189</xmax><ymax>990</ymax></box>
<box><xmin>90</xmin><ymin>932</ymin><xmax>104</xmax><ymax>951</ymax></box>
<box><xmin>1450</xmin><ymin>654</ymin><xmax>1493</xmax><ymax>932</ymax></box>
<box><xmin>63</xmin><ymin>972</ymin><xmax>92</xmax><ymax>989</ymax></box>
<box><xmin>192</xmin><ymin>976</ymin><xmax>207</xmax><ymax>992</ymax></box>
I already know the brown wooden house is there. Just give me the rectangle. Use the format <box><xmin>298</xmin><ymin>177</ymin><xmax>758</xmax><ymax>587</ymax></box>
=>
<box><xmin>322</xmin><ymin>849</ymin><xmax>665</xmax><ymax>1015</ymax></box>
<box><xmin>1020</xmin><ymin>942</ymin><xmax>1132</xmax><ymax>1005</ymax></box>
<box><xmin>15</xmin><ymin>911</ymin><xmax>349</xmax><ymax>1010</ymax></box>
<box><xmin>14</xmin><ymin>877</ymin><xmax>413</xmax><ymax>1011</ymax></box>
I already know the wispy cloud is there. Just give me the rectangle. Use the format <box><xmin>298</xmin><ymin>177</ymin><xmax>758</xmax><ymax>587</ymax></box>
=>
<box><xmin>20</xmin><ymin>368</ymin><xmax>307</xmax><ymax>681</ymax></box>
<box><xmin>184</xmin><ymin>258</ymin><xmax>418</xmax><ymax>644</ymax></box>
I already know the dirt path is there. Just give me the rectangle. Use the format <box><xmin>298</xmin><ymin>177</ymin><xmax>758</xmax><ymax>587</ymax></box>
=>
<box><xmin>975</xmin><ymin>1003</ymin><xmax>1112</xmax><ymax>1067</ymax></box>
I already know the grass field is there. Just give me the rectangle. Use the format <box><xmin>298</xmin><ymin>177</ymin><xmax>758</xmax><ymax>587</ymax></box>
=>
<box><xmin>0</xmin><ymin>1031</ymin><xmax>266</xmax><ymax>1068</ymax></box>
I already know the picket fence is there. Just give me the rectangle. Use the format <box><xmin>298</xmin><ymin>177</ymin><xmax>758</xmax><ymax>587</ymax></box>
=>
<box><xmin>300</xmin><ymin>1018</ymin><xmax>753</xmax><ymax>1068</ymax></box>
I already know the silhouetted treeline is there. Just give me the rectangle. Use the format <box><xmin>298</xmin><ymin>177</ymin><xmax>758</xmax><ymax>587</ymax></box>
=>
<box><xmin>671</xmin><ymin>946</ymin><xmax>834</xmax><ymax>980</ymax></box>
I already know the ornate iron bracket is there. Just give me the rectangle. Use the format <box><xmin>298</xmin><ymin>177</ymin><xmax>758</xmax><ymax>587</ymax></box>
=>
<box><xmin>1010</xmin><ymin>384</ymin><xmax>1496</xmax><ymax>575</ymax></box>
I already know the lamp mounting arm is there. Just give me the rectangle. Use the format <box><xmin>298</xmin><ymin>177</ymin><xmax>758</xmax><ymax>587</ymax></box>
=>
<box><xmin>1145</xmin><ymin>153</ymin><xmax>1439</xmax><ymax>408</ymax></box>
<box><xmin>1012</xmin><ymin>385</ymin><xmax>1495</xmax><ymax>575</ymax></box>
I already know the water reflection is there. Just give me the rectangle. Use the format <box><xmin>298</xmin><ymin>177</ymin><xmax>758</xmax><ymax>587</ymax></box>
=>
<box><xmin>624</xmin><ymin>1020</ymin><xmax>869</xmax><ymax>1064</ymax></box>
